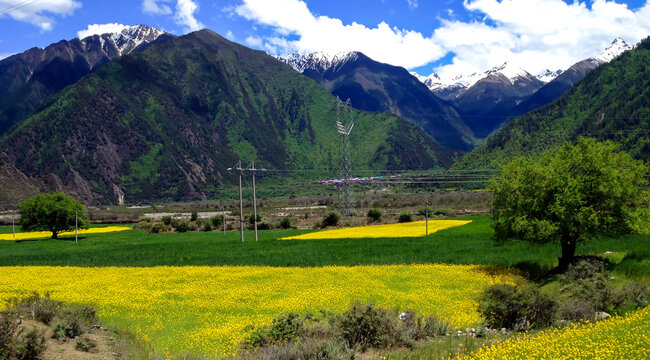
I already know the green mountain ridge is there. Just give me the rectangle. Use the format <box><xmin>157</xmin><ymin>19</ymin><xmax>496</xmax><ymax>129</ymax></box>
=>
<box><xmin>455</xmin><ymin>37</ymin><xmax>650</xmax><ymax>169</ymax></box>
<box><xmin>0</xmin><ymin>30</ymin><xmax>454</xmax><ymax>205</ymax></box>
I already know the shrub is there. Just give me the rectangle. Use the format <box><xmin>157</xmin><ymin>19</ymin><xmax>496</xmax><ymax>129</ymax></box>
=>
<box><xmin>75</xmin><ymin>336</ymin><xmax>98</xmax><ymax>353</ymax></box>
<box><xmin>187</xmin><ymin>222</ymin><xmax>199</xmax><ymax>232</ymax></box>
<box><xmin>478</xmin><ymin>284</ymin><xmax>557</xmax><ymax>330</ymax></box>
<box><xmin>247</xmin><ymin>214</ymin><xmax>262</xmax><ymax>225</ymax></box>
<box><xmin>210</xmin><ymin>215</ymin><xmax>223</xmax><ymax>229</ymax></box>
<box><xmin>243</xmin><ymin>312</ymin><xmax>303</xmax><ymax>349</ymax></box>
<box><xmin>148</xmin><ymin>222</ymin><xmax>165</xmax><ymax>234</ymax></box>
<box><xmin>202</xmin><ymin>222</ymin><xmax>213</xmax><ymax>232</ymax></box>
<box><xmin>257</xmin><ymin>221</ymin><xmax>273</xmax><ymax>230</ymax></box>
<box><xmin>190</xmin><ymin>210</ymin><xmax>198</xmax><ymax>222</ymax></box>
<box><xmin>52</xmin><ymin>319</ymin><xmax>83</xmax><ymax>342</ymax></box>
<box><xmin>336</xmin><ymin>303</ymin><xmax>387</xmax><ymax>350</ymax></box>
<box><xmin>423</xmin><ymin>314</ymin><xmax>453</xmax><ymax>337</ymax></box>
<box><xmin>161</xmin><ymin>216</ymin><xmax>173</xmax><ymax>226</ymax></box>
<box><xmin>0</xmin><ymin>319</ymin><xmax>46</xmax><ymax>360</ymax></box>
<box><xmin>398</xmin><ymin>212</ymin><xmax>413</xmax><ymax>223</ymax></box>
<box><xmin>433</xmin><ymin>209</ymin><xmax>449</xmax><ymax>216</ymax></box>
<box><xmin>322</xmin><ymin>212</ymin><xmax>340</xmax><ymax>228</ymax></box>
<box><xmin>279</xmin><ymin>216</ymin><xmax>292</xmax><ymax>229</ymax></box>
<box><xmin>7</xmin><ymin>293</ymin><xmax>60</xmax><ymax>325</ymax></box>
<box><xmin>174</xmin><ymin>221</ymin><xmax>189</xmax><ymax>233</ymax></box>
<box><xmin>417</xmin><ymin>207</ymin><xmax>431</xmax><ymax>217</ymax></box>
<box><xmin>367</xmin><ymin>209</ymin><xmax>382</xmax><ymax>223</ymax></box>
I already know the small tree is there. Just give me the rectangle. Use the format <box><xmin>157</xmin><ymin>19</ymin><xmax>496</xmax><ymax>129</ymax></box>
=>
<box><xmin>367</xmin><ymin>208</ymin><xmax>382</xmax><ymax>223</ymax></box>
<box><xmin>490</xmin><ymin>138</ymin><xmax>648</xmax><ymax>269</ymax></box>
<box><xmin>19</xmin><ymin>192</ymin><xmax>90</xmax><ymax>239</ymax></box>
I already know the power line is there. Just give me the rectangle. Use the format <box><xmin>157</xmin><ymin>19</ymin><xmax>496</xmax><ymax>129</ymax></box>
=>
<box><xmin>0</xmin><ymin>0</ymin><xmax>40</xmax><ymax>16</ymax></box>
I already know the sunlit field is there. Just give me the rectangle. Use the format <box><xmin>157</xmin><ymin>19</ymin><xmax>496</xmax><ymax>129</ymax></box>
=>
<box><xmin>465</xmin><ymin>306</ymin><xmax>650</xmax><ymax>360</ymax></box>
<box><xmin>0</xmin><ymin>264</ymin><xmax>515</xmax><ymax>358</ymax></box>
<box><xmin>280</xmin><ymin>220</ymin><xmax>472</xmax><ymax>240</ymax></box>
<box><xmin>0</xmin><ymin>226</ymin><xmax>131</xmax><ymax>240</ymax></box>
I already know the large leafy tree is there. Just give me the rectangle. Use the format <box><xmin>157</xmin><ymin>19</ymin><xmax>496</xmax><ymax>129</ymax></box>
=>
<box><xmin>19</xmin><ymin>192</ymin><xmax>90</xmax><ymax>239</ymax></box>
<box><xmin>490</xmin><ymin>138</ymin><xmax>648</xmax><ymax>269</ymax></box>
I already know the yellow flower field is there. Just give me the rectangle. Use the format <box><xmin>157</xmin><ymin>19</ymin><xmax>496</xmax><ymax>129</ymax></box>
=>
<box><xmin>466</xmin><ymin>306</ymin><xmax>650</xmax><ymax>360</ymax></box>
<box><xmin>281</xmin><ymin>220</ymin><xmax>471</xmax><ymax>240</ymax></box>
<box><xmin>0</xmin><ymin>226</ymin><xmax>131</xmax><ymax>241</ymax></box>
<box><xmin>0</xmin><ymin>264</ymin><xmax>514</xmax><ymax>358</ymax></box>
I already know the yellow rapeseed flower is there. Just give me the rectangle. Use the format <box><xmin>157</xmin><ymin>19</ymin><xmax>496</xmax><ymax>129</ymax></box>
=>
<box><xmin>0</xmin><ymin>226</ymin><xmax>131</xmax><ymax>241</ymax></box>
<box><xmin>464</xmin><ymin>306</ymin><xmax>650</xmax><ymax>360</ymax></box>
<box><xmin>0</xmin><ymin>264</ymin><xmax>514</xmax><ymax>358</ymax></box>
<box><xmin>281</xmin><ymin>220</ymin><xmax>471</xmax><ymax>240</ymax></box>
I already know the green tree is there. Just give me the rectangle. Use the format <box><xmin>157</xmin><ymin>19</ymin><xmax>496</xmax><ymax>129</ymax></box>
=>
<box><xmin>19</xmin><ymin>192</ymin><xmax>90</xmax><ymax>239</ymax></box>
<box><xmin>490</xmin><ymin>138</ymin><xmax>648</xmax><ymax>269</ymax></box>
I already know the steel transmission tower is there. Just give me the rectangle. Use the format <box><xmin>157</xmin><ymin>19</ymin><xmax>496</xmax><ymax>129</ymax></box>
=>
<box><xmin>336</xmin><ymin>98</ymin><xmax>355</xmax><ymax>217</ymax></box>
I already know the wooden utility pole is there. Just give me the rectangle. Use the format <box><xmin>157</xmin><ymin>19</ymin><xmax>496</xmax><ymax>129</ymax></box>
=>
<box><xmin>251</xmin><ymin>161</ymin><xmax>258</xmax><ymax>242</ymax></box>
<box><xmin>75</xmin><ymin>211</ymin><xmax>78</xmax><ymax>243</ymax></box>
<box><xmin>222</xmin><ymin>207</ymin><xmax>226</xmax><ymax>235</ymax></box>
<box><xmin>12</xmin><ymin>214</ymin><xmax>15</xmax><ymax>240</ymax></box>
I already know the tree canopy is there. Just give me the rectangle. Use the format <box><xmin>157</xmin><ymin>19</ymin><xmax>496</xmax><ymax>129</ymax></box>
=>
<box><xmin>19</xmin><ymin>192</ymin><xmax>90</xmax><ymax>239</ymax></box>
<box><xmin>490</xmin><ymin>138</ymin><xmax>648</xmax><ymax>269</ymax></box>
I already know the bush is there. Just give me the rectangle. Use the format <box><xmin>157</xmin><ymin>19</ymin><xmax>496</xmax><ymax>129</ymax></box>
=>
<box><xmin>478</xmin><ymin>284</ymin><xmax>557</xmax><ymax>330</ymax></box>
<box><xmin>0</xmin><ymin>315</ymin><xmax>46</xmax><ymax>360</ymax></box>
<box><xmin>75</xmin><ymin>336</ymin><xmax>98</xmax><ymax>353</ymax></box>
<box><xmin>367</xmin><ymin>209</ymin><xmax>382</xmax><ymax>223</ymax></box>
<box><xmin>210</xmin><ymin>215</ymin><xmax>223</xmax><ymax>229</ymax></box>
<box><xmin>398</xmin><ymin>212</ymin><xmax>413</xmax><ymax>223</ymax></box>
<box><xmin>417</xmin><ymin>207</ymin><xmax>431</xmax><ymax>217</ymax></box>
<box><xmin>247</xmin><ymin>214</ymin><xmax>262</xmax><ymax>225</ymax></box>
<box><xmin>161</xmin><ymin>216</ymin><xmax>173</xmax><ymax>226</ymax></box>
<box><xmin>174</xmin><ymin>221</ymin><xmax>189</xmax><ymax>233</ymax></box>
<box><xmin>187</xmin><ymin>222</ymin><xmax>199</xmax><ymax>232</ymax></box>
<box><xmin>243</xmin><ymin>312</ymin><xmax>303</xmax><ymax>349</ymax></box>
<box><xmin>7</xmin><ymin>293</ymin><xmax>60</xmax><ymax>325</ymax></box>
<box><xmin>190</xmin><ymin>210</ymin><xmax>198</xmax><ymax>222</ymax></box>
<box><xmin>322</xmin><ymin>212</ymin><xmax>340</xmax><ymax>228</ymax></box>
<box><xmin>202</xmin><ymin>222</ymin><xmax>213</xmax><ymax>232</ymax></box>
<box><xmin>336</xmin><ymin>303</ymin><xmax>387</xmax><ymax>350</ymax></box>
<box><xmin>279</xmin><ymin>216</ymin><xmax>292</xmax><ymax>229</ymax></box>
<box><xmin>52</xmin><ymin>319</ymin><xmax>83</xmax><ymax>342</ymax></box>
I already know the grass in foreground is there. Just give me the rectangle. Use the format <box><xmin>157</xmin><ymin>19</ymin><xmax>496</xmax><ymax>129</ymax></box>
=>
<box><xmin>463</xmin><ymin>306</ymin><xmax>650</xmax><ymax>359</ymax></box>
<box><xmin>0</xmin><ymin>216</ymin><xmax>647</xmax><ymax>278</ymax></box>
<box><xmin>0</xmin><ymin>264</ymin><xmax>515</xmax><ymax>358</ymax></box>
<box><xmin>280</xmin><ymin>220</ymin><xmax>471</xmax><ymax>240</ymax></box>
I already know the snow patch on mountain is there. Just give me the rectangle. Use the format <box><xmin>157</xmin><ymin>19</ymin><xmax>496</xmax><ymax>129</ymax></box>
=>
<box><xmin>81</xmin><ymin>25</ymin><xmax>168</xmax><ymax>56</ymax></box>
<box><xmin>413</xmin><ymin>62</ymin><xmax>534</xmax><ymax>92</ymax></box>
<box><xmin>275</xmin><ymin>51</ymin><xmax>359</xmax><ymax>73</ymax></box>
<box><xmin>594</xmin><ymin>37</ymin><xmax>632</xmax><ymax>63</ymax></box>
<box><xmin>536</xmin><ymin>69</ymin><xmax>564</xmax><ymax>83</ymax></box>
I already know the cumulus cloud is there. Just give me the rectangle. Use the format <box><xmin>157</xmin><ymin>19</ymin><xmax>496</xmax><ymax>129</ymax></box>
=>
<box><xmin>235</xmin><ymin>0</ymin><xmax>444</xmax><ymax>69</ymax></box>
<box><xmin>234</xmin><ymin>0</ymin><xmax>650</xmax><ymax>78</ymax></box>
<box><xmin>142</xmin><ymin>0</ymin><xmax>173</xmax><ymax>15</ymax></box>
<box><xmin>174</xmin><ymin>0</ymin><xmax>204</xmax><ymax>32</ymax></box>
<box><xmin>77</xmin><ymin>23</ymin><xmax>131</xmax><ymax>39</ymax></box>
<box><xmin>0</xmin><ymin>0</ymin><xmax>81</xmax><ymax>31</ymax></box>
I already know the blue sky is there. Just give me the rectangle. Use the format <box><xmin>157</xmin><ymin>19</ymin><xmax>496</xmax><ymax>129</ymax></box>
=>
<box><xmin>1</xmin><ymin>0</ymin><xmax>649</xmax><ymax>77</ymax></box>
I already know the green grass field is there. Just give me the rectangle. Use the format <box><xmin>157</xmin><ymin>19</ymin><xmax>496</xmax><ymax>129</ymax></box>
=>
<box><xmin>0</xmin><ymin>216</ymin><xmax>648</xmax><ymax>278</ymax></box>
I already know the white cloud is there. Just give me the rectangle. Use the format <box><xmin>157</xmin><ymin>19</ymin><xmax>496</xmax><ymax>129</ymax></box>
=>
<box><xmin>245</xmin><ymin>35</ymin><xmax>262</xmax><ymax>47</ymax></box>
<box><xmin>174</xmin><ymin>0</ymin><xmax>204</xmax><ymax>32</ymax></box>
<box><xmin>235</xmin><ymin>0</ymin><xmax>445</xmax><ymax>69</ymax></box>
<box><xmin>0</xmin><ymin>0</ymin><xmax>81</xmax><ymax>31</ymax></box>
<box><xmin>433</xmin><ymin>0</ymin><xmax>650</xmax><ymax>78</ymax></box>
<box><xmin>234</xmin><ymin>0</ymin><xmax>650</xmax><ymax>78</ymax></box>
<box><xmin>142</xmin><ymin>0</ymin><xmax>173</xmax><ymax>15</ymax></box>
<box><xmin>226</xmin><ymin>30</ymin><xmax>235</xmax><ymax>40</ymax></box>
<box><xmin>77</xmin><ymin>23</ymin><xmax>131</xmax><ymax>39</ymax></box>
<box><xmin>407</xmin><ymin>0</ymin><xmax>418</xmax><ymax>9</ymax></box>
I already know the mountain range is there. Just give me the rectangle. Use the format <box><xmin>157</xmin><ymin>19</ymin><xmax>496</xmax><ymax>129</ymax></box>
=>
<box><xmin>0</xmin><ymin>25</ymin><xmax>171</xmax><ymax>135</ymax></box>
<box><xmin>0</xmin><ymin>29</ymin><xmax>452</xmax><ymax>205</ymax></box>
<box><xmin>455</xmin><ymin>37</ymin><xmax>649</xmax><ymax>169</ymax></box>
<box><xmin>276</xmin><ymin>51</ymin><xmax>476</xmax><ymax>151</ymax></box>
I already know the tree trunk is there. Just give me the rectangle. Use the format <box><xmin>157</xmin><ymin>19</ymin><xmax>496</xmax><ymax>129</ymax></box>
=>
<box><xmin>558</xmin><ymin>239</ymin><xmax>576</xmax><ymax>270</ymax></box>
<box><xmin>52</xmin><ymin>231</ymin><xmax>57</xmax><ymax>239</ymax></box>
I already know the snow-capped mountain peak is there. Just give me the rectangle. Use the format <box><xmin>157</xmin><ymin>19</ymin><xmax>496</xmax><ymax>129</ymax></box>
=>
<box><xmin>484</xmin><ymin>62</ymin><xmax>532</xmax><ymax>84</ymax></box>
<box><xmin>595</xmin><ymin>37</ymin><xmax>632</xmax><ymax>63</ymax></box>
<box><xmin>275</xmin><ymin>51</ymin><xmax>359</xmax><ymax>73</ymax></box>
<box><xmin>81</xmin><ymin>25</ymin><xmax>168</xmax><ymax>56</ymax></box>
<box><xmin>536</xmin><ymin>69</ymin><xmax>564</xmax><ymax>83</ymax></box>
